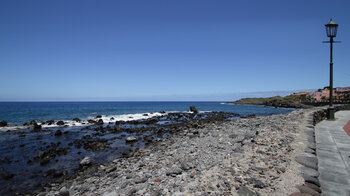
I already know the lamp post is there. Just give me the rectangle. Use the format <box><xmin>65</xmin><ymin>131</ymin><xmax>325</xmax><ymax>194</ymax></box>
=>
<box><xmin>324</xmin><ymin>19</ymin><xmax>339</xmax><ymax>120</ymax></box>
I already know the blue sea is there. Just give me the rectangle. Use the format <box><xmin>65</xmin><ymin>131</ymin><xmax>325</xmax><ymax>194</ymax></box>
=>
<box><xmin>0</xmin><ymin>102</ymin><xmax>293</xmax><ymax>125</ymax></box>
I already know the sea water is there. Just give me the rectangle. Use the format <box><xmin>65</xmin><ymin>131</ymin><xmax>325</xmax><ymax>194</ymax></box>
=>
<box><xmin>0</xmin><ymin>102</ymin><xmax>293</xmax><ymax>126</ymax></box>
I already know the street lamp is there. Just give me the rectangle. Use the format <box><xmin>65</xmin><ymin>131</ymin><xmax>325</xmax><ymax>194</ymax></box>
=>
<box><xmin>324</xmin><ymin>19</ymin><xmax>340</xmax><ymax>120</ymax></box>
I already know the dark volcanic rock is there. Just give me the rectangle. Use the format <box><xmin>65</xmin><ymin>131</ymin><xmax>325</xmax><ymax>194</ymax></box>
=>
<box><xmin>0</xmin><ymin>171</ymin><xmax>15</xmax><ymax>180</ymax></box>
<box><xmin>96</xmin><ymin>119</ymin><xmax>104</xmax><ymax>125</ymax></box>
<box><xmin>0</xmin><ymin>121</ymin><xmax>7</xmax><ymax>127</ymax></box>
<box><xmin>33</xmin><ymin>123</ymin><xmax>42</xmax><ymax>131</ymax></box>
<box><xmin>55</xmin><ymin>130</ymin><xmax>63</xmax><ymax>137</ymax></box>
<box><xmin>73</xmin><ymin>118</ymin><xmax>81</xmax><ymax>122</ymax></box>
<box><xmin>96</xmin><ymin>115</ymin><xmax>102</xmax><ymax>118</ymax></box>
<box><xmin>45</xmin><ymin>168</ymin><xmax>64</xmax><ymax>178</ymax></box>
<box><xmin>46</xmin><ymin>120</ymin><xmax>55</xmax><ymax>125</ymax></box>
<box><xmin>189</xmin><ymin>105</ymin><xmax>198</xmax><ymax>114</ymax></box>
<box><xmin>88</xmin><ymin>119</ymin><xmax>97</xmax><ymax>124</ymax></box>
<box><xmin>56</xmin><ymin>121</ymin><xmax>65</xmax><ymax>126</ymax></box>
<box><xmin>30</xmin><ymin>120</ymin><xmax>37</xmax><ymax>125</ymax></box>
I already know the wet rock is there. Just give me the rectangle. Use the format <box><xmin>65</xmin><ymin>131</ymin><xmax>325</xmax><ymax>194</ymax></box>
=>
<box><xmin>0</xmin><ymin>157</ymin><xmax>11</xmax><ymax>164</ymax></box>
<box><xmin>56</xmin><ymin>121</ymin><xmax>65</xmax><ymax>126</ymax></box>
<box><xmin>80</xmin><ymin>157</ymin><xmax>91</xmax><ymax>166</ymax></box>
<box><xmin>46</xmin><ymin>120</ymin><xmax>55</xmax><ymax>125</ymax></box>
<box><xmin>55</xmin><ymin>130</ymin><xmax>63</xmax><ymax>137</ymax></box>
<box><xmin>189</xmin><ymin>105</ymin><xmax>198</xmax><ymax>114</ymax></box>
<box><xmin>45</xmin><ymin>168</ymin><xmax>63</xmax><ymax>178</ymax></box>
<box><xmin>96</xmin><ymin>119</ymin><xmax>104</xmax><ymax>125</ymax></box>
<box><xmin>33</xmin><ymin>123</ymin><xmax>42</xmax><ymax>131</ymax></box>
<box><xmin>96</xmin><ymin>115</ymin><xmax>102</xmax><ymax>118</ymax></box>
<box><xmin>73</xmin><ymin>118</ymin><xmax>81</xmax><ymax>122</ymax></box>
<box><xmin>0</xmin><ymin>121</ymin><xmax>7</xmax><ymax>127</ymax></box>
<box><xmin>30</xmin><ymin>120</ymin><xmax>37</xmax><ymax>125</ymax></box>
<box><xmin>0</xmin><ymin>171</ymin><xmax>15</xmax><ymax>180</ymax></box>
<box><xmin>88</xmin><ymin>119</ymin><xmax>97</xmax><ymax>124</ymax></box>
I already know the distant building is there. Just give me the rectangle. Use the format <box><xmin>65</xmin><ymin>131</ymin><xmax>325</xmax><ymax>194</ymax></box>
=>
<box><xmin>308</xmin><ymin>86</ymin><xmax>350</xmax><ymax>102</ymax></box>
<box><xmin>336</xmin><ymin>87</ymin><xmax>350</xmax><ymax>93</ymax></box>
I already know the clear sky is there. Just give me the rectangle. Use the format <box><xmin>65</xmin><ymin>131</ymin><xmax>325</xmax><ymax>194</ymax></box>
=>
<box><xmin>0</xmin><ymin>0</ymin><xmax>349</xmax><ymax>101</ymax></box>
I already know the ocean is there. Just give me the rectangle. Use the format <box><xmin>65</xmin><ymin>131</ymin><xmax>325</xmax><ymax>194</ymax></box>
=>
<box><xmin>0</xmin><ymin>101</ymin><xmax>293</xmax><ymax>126</ymax></box>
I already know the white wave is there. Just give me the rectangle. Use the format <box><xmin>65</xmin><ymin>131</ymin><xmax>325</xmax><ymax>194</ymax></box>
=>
<box><xmin>0</xmin><ymin>111</ymin><xmax>186</xmax><ymax>131</ymax></box>
<box><xmin>0</xmin><ymin>110</ymin><xmax>205</xmax><ymax>131</ymax></box>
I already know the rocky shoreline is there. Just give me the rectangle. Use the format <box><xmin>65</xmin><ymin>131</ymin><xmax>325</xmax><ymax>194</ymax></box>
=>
<box><xmin>225</xmin><ymin>101</ymin><xmax>308</xmax><ymax>109</ymax></box>
<box><xmin>38</xmin><ymin>107</ymin><xmax>325</xmax><ymax>196</ymax></box>
<box><xmin>0</xmin><ymin>109</ymin><xmax>241</xmax><ymax>195</ymax></box>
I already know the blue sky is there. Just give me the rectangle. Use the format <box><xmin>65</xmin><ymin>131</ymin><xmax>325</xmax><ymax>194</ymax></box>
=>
<box><xmin>0</xmin><ymin>0</ymin><xmax>349</xmax><ymax>101</ymax></box>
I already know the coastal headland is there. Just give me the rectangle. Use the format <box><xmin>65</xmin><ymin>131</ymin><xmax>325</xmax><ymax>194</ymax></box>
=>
<box><xmin>224</xmin><ymin>94</ymin><xmax>308</xmax><ymax>109</ymax></box>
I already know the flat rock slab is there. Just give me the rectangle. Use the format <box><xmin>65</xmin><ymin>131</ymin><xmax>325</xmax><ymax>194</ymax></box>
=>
<box><xmin>296</xmin><ymin>156</ymin><xmax>318</xmax><ymax>170</ymax></box>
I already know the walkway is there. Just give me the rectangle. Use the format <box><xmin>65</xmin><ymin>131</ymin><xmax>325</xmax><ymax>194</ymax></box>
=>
<box><xmin>315</xmin><ymin>111</ymin><xmax>350</xmax><ymax>195</ymax></box>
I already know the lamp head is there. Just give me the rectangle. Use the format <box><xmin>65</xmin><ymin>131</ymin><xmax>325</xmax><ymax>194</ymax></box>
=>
<box><xmin>325</xmin><ymin>19</ymin><xmax>338</xmax><ymax>37</ymax></box>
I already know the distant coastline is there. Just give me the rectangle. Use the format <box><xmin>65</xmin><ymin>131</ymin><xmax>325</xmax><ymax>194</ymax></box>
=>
<box><xmin>224</xmin><ymin>94</ymin><xmax>308</xmax><ymax>109</ymax></box>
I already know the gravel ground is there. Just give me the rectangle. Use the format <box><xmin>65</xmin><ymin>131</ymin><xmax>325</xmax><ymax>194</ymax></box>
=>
<box><xmin>42</xmin><ymin>108</ymin><xmax>316</xmax><ymax>196</ymax></box>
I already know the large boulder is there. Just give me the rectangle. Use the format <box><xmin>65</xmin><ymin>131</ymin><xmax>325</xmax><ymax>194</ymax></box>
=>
<box><xmin>189</xmin><ymin>105</ymin><xmax>198</xmax><ymax>114</ymax></box>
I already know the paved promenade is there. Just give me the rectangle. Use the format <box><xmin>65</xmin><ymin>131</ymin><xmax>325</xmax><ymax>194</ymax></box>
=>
<box><xmin>315</xmin><ymin>111</ymin><xmax>350</xmax><ymax>196</ymax></box>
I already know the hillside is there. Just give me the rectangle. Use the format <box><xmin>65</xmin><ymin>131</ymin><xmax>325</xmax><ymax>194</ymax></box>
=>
<box><xmin>226</xmin><ymin>94</ymin><xmax>307</xmax><ymax>108</ymax></box>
